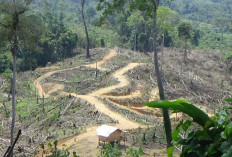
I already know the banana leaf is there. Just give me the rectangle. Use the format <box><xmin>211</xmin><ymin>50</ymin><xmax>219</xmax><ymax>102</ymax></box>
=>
<box><xmin>145</xmin><ymin>99</ymin><xmax>212</xmax><ymax>128</ymax></box>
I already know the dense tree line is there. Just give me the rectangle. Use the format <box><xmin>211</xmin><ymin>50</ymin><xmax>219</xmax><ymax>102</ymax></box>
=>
<box><xmin>165</xmin><ymin>0</ymin><xmax>232</xmax><ymax>24</ymax></box>
<box><xmin>1</xmin><ymin>0</ymin><xmax>232</xmax><ymax>75</ymax></box>
<box><xmin>0</xmin><ymin>0</ymin><xmax>78</xmax><ymax>74</ymax></box>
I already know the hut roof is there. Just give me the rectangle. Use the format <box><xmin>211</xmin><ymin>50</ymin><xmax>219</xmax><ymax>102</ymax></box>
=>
<box><xmin>96</xmin><ymin>125</ymin><xmax>121</xmax><ymax>138</ymax></box>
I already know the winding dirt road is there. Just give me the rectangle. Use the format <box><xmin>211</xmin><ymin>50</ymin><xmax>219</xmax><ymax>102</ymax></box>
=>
<box><xmin>33</xmin><ymin>50</ymin><xmax>117</xmax><ymax>98</ymax></box>
<box><xmin>83</xmin><ymin>49</ymin><xmax>117</xmax><ymax>71</ymax></box>
<box><xmin>34</xmin><ymin>49</ymin><xmax>153</xmax><ymax>156</ymax></box>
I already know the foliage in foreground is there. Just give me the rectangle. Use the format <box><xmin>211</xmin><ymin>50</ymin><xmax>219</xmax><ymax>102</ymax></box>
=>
<box><xmin>40</xmin><ymin>140</ymin><xmax>79</xmax><ymax>157</ymax></box>
<box><xmin>41</xmin><ymin>140</ymin><xmax>144</xmax><ymax>157</ymax></box>
<box><xmin>146</xmin><ymin>99</ymin><xmax>211</xmax><ymax>128</ymax></box>
<box><xmin>146</xmin><ymin>98</ymin><xmax>232</xmax><ymax>157</ymax></box>
<box><xmin>99</xmin><ymin>142</ymin><xmax>144</xmax><ymax>157</ymax></box>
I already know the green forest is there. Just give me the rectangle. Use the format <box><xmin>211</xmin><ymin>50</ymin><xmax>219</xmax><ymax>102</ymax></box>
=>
<box><xmin>1</xmin><ymin>0</ymin><xmax>232</xmax><ymax>73</ymax></box>
<box><xmin>0</xmin><ymin>0</ymin><xmax>232</xmax><ymax>156</ymax></box>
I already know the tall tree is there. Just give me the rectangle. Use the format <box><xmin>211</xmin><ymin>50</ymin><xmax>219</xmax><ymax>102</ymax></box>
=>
<box><xmin>177</xmin><ymin>21</ymin><xmax>193</xmax><ymax>63</ymax></box>
<box><xmin>38</xmin><ymin>1</ymin><xmax>78</xmax><ymax>66</ymax></box>
<box><xmin>127</xmin><ymin>11</ymin><xmax>153</xmax><ymax>52</ymax></box>
<box><xmin>81</xmin><ymin>0</ymin><xmax>90</xmax><ymax>58</ymax></box>
<box><xmin>97</xmin><ymin>0</ymin><xmax>172</xmax><ymax>148</ymax></box>
<box><xmin>152</xmin><ymin>0</ymin><xmax>172</xmax><ymax>148</ymax></box>
<box><xmin>0</xmin><ymin>0</ymin><xmax>27</xmax><ymax>155</ymax></box>
<box><xmin>157</xmin><ymin>6</ymin><xmax>179</xmax><ymax>47</ymax></box>
<box><xmin>157</xmin><ymin>6</ymin><xmax>180</xmax><ymax>69</ymax></box>
<box><xmin>0</xmin><ymin>0</ymin><xmax>41</xmax><ymax>155</ymax></box>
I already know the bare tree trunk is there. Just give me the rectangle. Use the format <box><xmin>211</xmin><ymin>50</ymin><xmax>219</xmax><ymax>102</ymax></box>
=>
<box><xmin>161</xmin><ymin>31</ymin><xmax>165</xmax><ymax>70</ymax></box>
<box><xmin>4</xmin><ymin>130</ymin><xmax>21</xmax><ymax>157</ymax></box>
<box><xmin>153</xmin><ymin>0</ymin><xmax>172</xmax><ymax>149</ymax></box>
<box><xmin>42</xmin><ymin>95</ymin><xmax>45</xmax><ymax>112</ymax></box>
<box><xmin>4</xmin><ymin>1</ymin><xmax>29</xmax><ymax>156</ymax></box>
<box><xmin>10</xmin><ymin>6</ymin><xmax>20</xmax><ymax>155</ymax></box>
<box><xmin>162</xmin><ymin>32</ymin><xmax>165</xmax><ymax>47</ymax></box>
<box><xmin>184</xmin><ymin>48</ymin><xmax>187</xmax><ymax>63</ymax></box>
<box><xmin>81</xmin><ymin>0</ymin><xmax>90</xmax><ymax>58</ymax></box>
<box><xmin>10</xmin><ymin>49</ymin><xmax>17</xmax><ymax>157</ymax></box>
<box><xmin>184</xmin><ymin>40</ymin><xmax>187</xmax><ymax>64</ymax></box>
<box><xmin>134</xmin><ymin>29</ymin><xmax>137</xmax><ymax>51</ymax></box>
<box><xmin>95</xmin><ymin>62</ymin><xmax>98</xmax><ymax>77</ymax></box>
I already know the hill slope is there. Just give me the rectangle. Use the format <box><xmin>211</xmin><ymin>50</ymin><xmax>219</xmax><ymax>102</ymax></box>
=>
<box><xmin>165</xmin><ymin>0</ymin><xmax>232</xmax><ymax>24</ymax></box>
<box><xmin>0</xmin><ymin>48</ymin><xmax>231</xmax><ymax>156</ymax></box>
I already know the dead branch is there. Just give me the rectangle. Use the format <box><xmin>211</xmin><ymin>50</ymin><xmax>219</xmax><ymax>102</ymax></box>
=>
<box><xmin>163</xmin><ymin>77</ymin><xmax>177</xmax><ymax>92</ymax></box>
<box><xmin>98</xmin><ymin>112</ymin><xmax>102</xmax><ymax>121</ymax></box>
<box><xmin>173</xmin><ymin>145</ymin><xmax>182</xmax><ymax>152</ymax></box>
<box><xmin>61</xmin><ymin>99</ymin><xmax>75</xmax><ymax>115</ymax></box>
<box><xmin>149</xmin><ymin>73</ymin><xmax>156</xmax><ymax>86</ymax></box>
<box><xmin>179</xmin><ymin>73</ymin><xmax>201</xmax><ymax>100</ymax></box>
<box><xmin>3</xmin><ymin>129</ymin><xmax>22</xmax><ymax>157</ymax></box>
<box><xmin>47</xmin><ymin>103</ymin><xmax>63</xmax><ymax>113</ymax></box>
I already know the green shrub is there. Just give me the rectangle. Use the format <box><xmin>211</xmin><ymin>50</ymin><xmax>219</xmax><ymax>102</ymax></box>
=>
<box><xmin>172</xmin><ymin>108</ymin><xmax>232</xmax><ymax>157</ymax></box>
<box><xmin>99</xmin><ymin>142</ymin><xmax>122</xmax><ymax>157</ymax></box>
<box><xmin>40</xmin><ymin>140</ymin><xmax>79</xmax><ymax>157</ymax></box>
<box><xmin>99</xmin><ymin>142</ymin><xmax>144</xmax><ymax>157</ymax></box>
<box><xmin>225</xmin><ymin>52</ymin><xmax>232</xmax><ymax>60</ymax></box>
<box><xmin>145</xmin><ymin>98</ymin><xmax>232</xmax><ymax>157</ymax></box>
<box><xmin>126</xmin><ymin>147</ymin><xmax>144</xmax><ymax>157</ymax></box>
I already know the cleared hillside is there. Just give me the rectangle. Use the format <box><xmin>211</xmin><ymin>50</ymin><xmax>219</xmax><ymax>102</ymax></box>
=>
<box><xmin>0</xmin><ymin>48</ymin><xmax>231</xmax><ymax>156</ymax></box>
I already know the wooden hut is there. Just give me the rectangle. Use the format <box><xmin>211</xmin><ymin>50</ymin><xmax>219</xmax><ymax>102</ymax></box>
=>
<box><xmin>96</xmin><ymin>125</ymin><xmax>126</xmax><ymax>146</ymax></box>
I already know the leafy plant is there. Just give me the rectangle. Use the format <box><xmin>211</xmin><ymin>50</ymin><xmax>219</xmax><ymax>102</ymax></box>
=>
<box><xmin>99</xmin><ymin>142</ymin><xmax>144</xmax><ymax>157</ymax></box>
<box><xmin>225</xmin><ymin>98</ymin><xmax>232</xmax><ymax>102</ymax></box>
<box><xmin>40</xmin><ymin>140</ymin><xmax>79</xmax><ymax>157</ymax></box>
<box><xmin>173</xmin><ymin>109</ymin><xmax>232</xmax><ymax>157</ymax></box>
<box><xmin>145</xmin><ymin>99</ymin><xmax>211</xmax><ymax>127</ymax></box>
<box><xmin>0</xmin><ymin>51</ymin><xmax>13</xmax><ymax>74</ymax></box>
<box><xmin>145</xmin><ymin>99</ymin><xmax>232</xmax><ymax>157</ymax></box>
<box><xmin>126</xmin><ymin>147</ymin><xmax>144</xmax><ymax>157</ymax></box>
<box><xmin>2</xmin><ymin>68</ymin><xmax>12</xmax><ymax>93</ymax></box>
<box><xmin>99</xmin><ymin>142</ymin><xmax>122</xmax><ymax>157</ymax></box>
<box><xmin>225</xmin><ymin>52</ymin><xmax>232</xmax><ymax>60</ymax></box>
